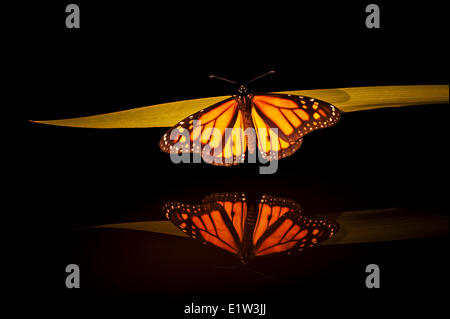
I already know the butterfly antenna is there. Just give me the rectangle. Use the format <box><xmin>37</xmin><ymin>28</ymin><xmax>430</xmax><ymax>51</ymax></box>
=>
<box><xmin>215</xmin><ymin>265</ymin><xmax>240</xmax><ymax>269</ymax></box>
<box><xmin>245</xmin><ymin>70</ymin><xmax>276</xmax><ymax>85</ymax></box>
<box><xmin>215</xmin><ymin>264</ymin><xmax>274</xmax><ymax>280</ymax></box>
<box><xmin>244</xmin><ymin>265</ymin><xmax>275</xmax><ymax>280</ymax></box>
<box><xmin>209</xmin><ymin>74</ymin><xmax>238</xmax><ymax>85</ymax></box>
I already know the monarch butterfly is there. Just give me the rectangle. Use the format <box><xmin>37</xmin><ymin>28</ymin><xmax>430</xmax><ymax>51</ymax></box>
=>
<box><xmin>164</xmin><ymin>193</ymin><xmax>339</xmax><ymax>264</ymax></box>
<box><xmin>159</xmin><ymin>71</ymin><xmax>341</xmax><ymax>166</ymax></box>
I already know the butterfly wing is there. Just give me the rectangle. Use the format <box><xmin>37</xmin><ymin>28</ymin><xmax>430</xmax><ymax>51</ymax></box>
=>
<box><xmin>251</xmin><ymin>195</ymin><xmax>338</xmax><ymax>257</ymax></box>
<box><xmin>159</xmin><ymin>97</ymin><xmax>248</xmax><ymax>166</ymax></box>
<box><xmin>164</xmin><ymin>200</ymin><xmax>242</xmax><ymax>255</ymax></box>
<box><xmin>251</xmin><ymin>93</ymin><xmax>341</xmax><ymax>160</ymax></box>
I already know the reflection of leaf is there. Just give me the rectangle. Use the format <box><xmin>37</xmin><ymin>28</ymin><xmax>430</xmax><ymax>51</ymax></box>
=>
<box><xmin>31</xmin><ymin>85</ymin><xmax>448</xmax><ymax>128</ymax></box>
<box><xmin>325</xmin><ymin>207</ymin><xmax>448</xmax><ymax>244</ymax></box>
<box><xmin>91</xmin><ymin>221</ymin><xmax>189</xmax><ymax>238</ymax></box>
<box><xmin>80</xmin><ymin>207</ymin><xmax>448</xmax><ymax>245</ymax></box>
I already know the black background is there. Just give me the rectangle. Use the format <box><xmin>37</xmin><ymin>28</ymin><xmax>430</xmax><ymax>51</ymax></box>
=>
<box><xmin>19</xmin><ymin>0</ymin><xmax>448</xmax><ymax>317</ymax></box>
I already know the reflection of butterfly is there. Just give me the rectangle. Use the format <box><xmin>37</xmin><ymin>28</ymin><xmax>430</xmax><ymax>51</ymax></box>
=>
<box><xmin>159</xmin><ymin>71</ymin><xmax>341</xmax><ymax>166</ymax></box>
<box><xmin>164</xmin><ymin>193</ymin><xmax>339</xmax><ymax>264</ymax></box>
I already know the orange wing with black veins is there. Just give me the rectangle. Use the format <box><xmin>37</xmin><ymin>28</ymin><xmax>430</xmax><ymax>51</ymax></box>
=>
<box><xmin>252</xmin><ymin>195</ymin><xmax>339</xmax><ymax>257</ymax></box>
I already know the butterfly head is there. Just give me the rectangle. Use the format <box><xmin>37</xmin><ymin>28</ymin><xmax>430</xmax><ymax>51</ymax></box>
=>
<box><xmin>239</xmin><ymin>249</ymin><xmax>253</xmax><ymax>265</ymax></box>
<box><xmin>237</xmin><ymin>84</ymin><xmax>250</xmax><ymax>98</ymax></box>
<box><xmin>210</xmin><ymin>71</ymin><xmax>275</xmax><ymax>100</ymax></box>
<box><xmin>240</xmin><ymin>255</ymin><xmax>249</xmax><ymax>265</ymax></box>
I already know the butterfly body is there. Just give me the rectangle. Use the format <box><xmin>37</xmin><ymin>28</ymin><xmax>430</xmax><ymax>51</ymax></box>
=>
<box><xmin>234</xmin><ymin>87</ymin><xmax>253</xmax><ymax>129</ymax></box>
<box><xmin>160</xmin><ymin>83</ymin><xmax>341</xmax><ymax>165</ymax></box>
<box><xmin>164</xmin><ymin>193</ymin><xmax>339</xmax><ymax>265</ymax></box>
<box><xmin>239</xmin><ymin>204</ymin><xmax>258</xmax><ymax>263</ymax></box>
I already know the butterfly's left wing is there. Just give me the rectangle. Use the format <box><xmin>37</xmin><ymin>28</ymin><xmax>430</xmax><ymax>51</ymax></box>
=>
<box><xmin>164</xmin><ymin>201</ymin><xmax>242</xmax><ymax>255</ymax></box>
<box><xmin>251</xmin><ymin>93</ymin><xmax>341</xmax><ymax>160</ymax></box>
<box><xmin>202</xmin><ymin>192</ymin><xmax>248</xmax><ymax>243</ymax></box>
<box><xmin>159</xmin><ymin>97</ymin><xmax>248</xmax><ymax>166</ymax></box>
<box><xmin>251</xmin><ymin>195</ymin><xmax>338</xmax><ymax>257</ymax></box>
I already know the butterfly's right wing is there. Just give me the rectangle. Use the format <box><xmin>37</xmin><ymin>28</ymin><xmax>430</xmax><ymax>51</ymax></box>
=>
<box><xmin>252</xmin><ymin>195</ymin><xmax>338</xmax><ymax>257</ymax></box>
<box><xmin>164</xmin><ymin>201</ymin><xmax>242</xmax><ymax>255</ymax></box>
<box><xmin>159</xmin><ymin>97</ymin><xmax>248</xmax><ymax>166</ymax></box>
<box><xmin>251</xmin><ymin>94</ymin><xmax>341</xmax><ymax>160</ymax></box>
